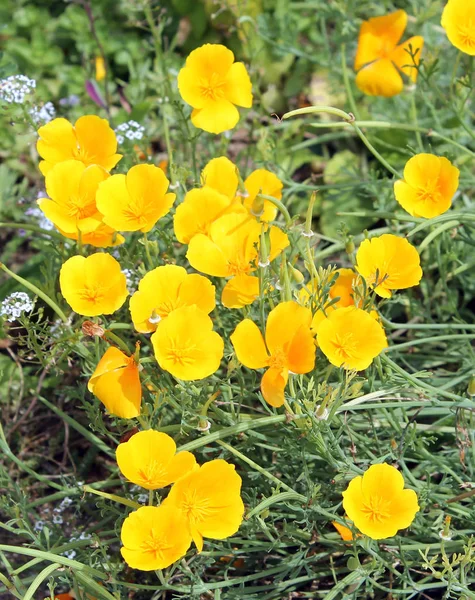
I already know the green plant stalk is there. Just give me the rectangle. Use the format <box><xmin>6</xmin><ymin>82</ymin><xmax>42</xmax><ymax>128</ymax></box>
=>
<box><xmin>340</xmin><ymin>44</ymin><xmax>360</xmax><ymax>119</ymax></box>
<box><xmin>0</xmin><ymin>263</ymin><xmax>68</xmax><ymax>323</ymax></box>
<box><xmin>387</xmin><ymin>334</ymin><xmax>475</xmax><ymax>352</ymax></box>
<box><xmin>83</xmin><ymin>485</ymin><xmax>141</xmax><ymax>510</ymax></box>
<box><xmin>258</xmin><ymin>194</ymin><xmax>292</xmax><ymax>225</ymax></box>
<box><xmin>22</xmin><ymin>562</ymin><xmax>60</xmax><ymax>600</ymax></box>
<box><xmin>103</xmin><ymin>330</ymin><xmax>132</xmax><ymax>354</ymax></box>
<box><xmin>0</xmin><ymin>222</ymin><xmax>64</xmax><ymax>240</ymax></box>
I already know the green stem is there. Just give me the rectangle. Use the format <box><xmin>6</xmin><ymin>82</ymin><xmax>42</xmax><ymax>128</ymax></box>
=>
<box><xmin>83</xmin><ymin>484</ymin><xmax>141</xmax><ymax>510</ymax></box>
<box><xmin>0</xmin><ymin>263</ymin><xmax>68</xmax><ymax>323</ymax></box>
<box><xmin>103</xmin><ymin>330</ymin><xmax>132</xmax><ymax>354</ymax></box>
<box><xmin>387</xmin><ymin>334</ymin><xmax>475</xmax><ymax>352</ymax></box>
<box><xmin>410</xmin><ymin>92</ymin><xmax>424</xmax><ymax>152</ymax></box>
<box><xmin>258</xmin><ymin>194</ymin><xmax>292</xmax><ymax>225</ymax></box>
<box><xmin>142</xmin><ymin>232</ymin><xmax>154</xmax><ymax>269</ymax></box>
<box><xmin>0</xmin><ymin>222</ymin><xmax>64</xmax><ymax>240</ymax></box>
<box><xmin>340</xmin><ymin>44</ymin><xmax>359</xmax><ymax>119</ymax></box>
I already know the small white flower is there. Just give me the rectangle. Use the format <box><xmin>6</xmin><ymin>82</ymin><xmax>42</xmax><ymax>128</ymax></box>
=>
<box><xmin>137</xmin><ymin>494</ymin><xmax>148</xmax><ymax>504</ymax></box>
<box><xmin>0</xmin><ymin>75</ymin><xmax>36</xmax><ymax>104</ymax></box>
<box><xmin>114</xmin><ymin>120</ymin><xmax>145</xmax><ymax>144</ymax></box>
<box><xmin>25</xmin><ymin>206</ymin><xmax>54</xmax><ymax>231</ymax></box>
<box><xmin>53</xmin><ymin>514</ymin><xmax>63</xmax><ymax>525</ymax></box>
<box><xmin>62</xmin><ymin>549</ymin><xmax>77</xmax><ymax>560</ymax></box>
<box><xmin>79</xmin><ymin>532</ymin><xmax>92</xmax><ymax>540</ymax></box>
<box><xmin>34</xmin><ymin>520</ymin><xmax>45</xmax><ymax>531</ymax></box>
<box><xmin>59</xmin><ymin>497</ymin><xmax>73</xmax><ymax>510</ymax></box>
<box><xmin>122</xmin><ymin>268</ymin><xmax>139</xmax><ymax>294</ymax></box>
<box><xmin>29</xmin><ymin>102</ymin><xmax>55</xmax><ymax>125</ymax></box>
<box><xmin>0</xmin><ymin>292</ymin><xmax>35</xmax><ymax>320</ymax></box>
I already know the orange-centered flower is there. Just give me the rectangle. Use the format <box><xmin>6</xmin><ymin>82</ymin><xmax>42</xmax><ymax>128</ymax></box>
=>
<box><xmin>37</xmin><ymin>115</ymin><xmax>122</xmax><ymax>176</ymax></box>
<box><xmin>231</xmin><ymin>301</ymin><xmax>316</xmax><ymax>407</ymax></box>
<box><xmin>441</xmin><ymin>0</ymin><xmax>475</xmax><ymax>55</ymax></box>
<box><xmin>354</xmin><ymin>10</ymin><xmax>424</xmax><ymax>97</ymax></box>
<box><xmin>164</xmin><ymin>459</ymin><xmax>244</xmax><ymax>552</ymax></box>
<box><xmin>342</xmin><ymin>463</ymin><xmax>419</xmax><ymax>539</ymax></box>
<box><xmin>178</xmin><ymin>44</ymin><xmax>253</xmax><ymax>134</ymax></box>
<box><xmin>394</xmin><ymin>153</ymin><xmax>460</xmax><ymax>218</ymax></box>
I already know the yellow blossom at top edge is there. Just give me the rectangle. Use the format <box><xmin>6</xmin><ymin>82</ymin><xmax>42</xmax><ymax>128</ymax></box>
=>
<box><xmin>394</xmin><ymin>153</ymin><xmax>460</xmax><ymax>219</ymax></box>
<box><xmin>177</xmin><ymin>43</ymin><xmax>253</xmax><ymax>134</ymax></box>
<box><xmin>37</xmin><ymin>115</ymin><xmax>122</xmax><ymax>176</ymax></box>
<box><xmin>342</xmin><ymin>463</ymin><xmax>419</xmax><ymax>539</ymax></box>
<box><xmin>441</xmin><ymin>0</ymin><xmax>475</xmax><ymax>55</ymax></box>
<box><xmin>354</xmin><ymin>10</ymin><xmax>424</xmax><ymax>97</ymax></box>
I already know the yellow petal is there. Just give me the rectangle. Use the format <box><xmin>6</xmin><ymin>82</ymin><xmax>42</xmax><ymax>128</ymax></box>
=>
<box><xmin>223</xmin><ymin>61</ymin><xmax>253</xmax><ymax>108</ymax></box>
<box><xmin>37</xmin><ymin>118</ymin><xmax>77</xmax><ymax>175</ymax></box>
<box><xmin>390</xmin><ymin>36</ymin><xmax>424</xmax><ymax>82</ymax></box>
<box><xmin>222</xmin><ymin>274</ymin><xmax>259</xmax><ymax>308</ymax></box>
<box><xmin>230</xmin><ymin>319</ymin><xmax>268</xmax><ymax>369</ymax></box>
<box><xmin>261</xmin><ymin>366</ymin><xmax>288</xmax><ymax>407</ymax></box>
<box><xmin>441</xmin><ymin>0</ymin><xmax>475</xmax><ymax>56</ymax></box>
<box><xmin>186</xmin><ymin>233</ymin><xmax>230</xmax><ymax>277</ymax></box>
<box><xmin>354</xmin><ymin>10</ymin><xmax>407</xmax><ymax>70</ymax></box>
<box><xmin>74</xmin><ymin>115</ymin><xmax>121</xmax><ymax>171</ymax></box>
<box><xmin>191</xmin><ymin>100</ymin><xmax>240</xmax><ymax>135</ymax></box>
<box><xmin>268</xmin><ymin>225</ymin><xmax>290</xmax><ymax>260</ymax></box>
<box><xmin>201</xmin><ymin>156</ymin><xmax>239</xmax><ymax>200</ymax></box>
<box><xmin>242</xmin><ymin>169</ymin><xmax>283</xmax><ymax>222</ymax></box>
<box><xmin>355</xmin><ymin>58</ymin><xmax>403</xmax><ymax>97</ymax></box>
<box><xmin>89</xmin><ymin>357</ymin><xmax>141</xmax><ymax>418</ymax></box>
<box><xmin>265</xmin><ymin>301</ymin><xmax>312</xmax><ymax>357</ymax></box>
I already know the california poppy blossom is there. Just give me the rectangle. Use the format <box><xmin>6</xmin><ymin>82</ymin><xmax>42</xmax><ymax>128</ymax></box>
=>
<box><xmin>116</xmin><ymin>430</ymin><xmax>196</xmax><ymax>489</ymax></box>
<box><xmin>151</xmin><ymin>305</ymin><xmax>223</xmax><ymax>380</ymax></box>
<box><xmin>231</xmin><ymin>301</ymin><xmax>315</xmax><ymax>407</ymax></box>
<box><xmin>177</xmin><ymin>44</ymin><xmax>253</xmax><ymax>134</ymax></box>
<box><xmin>88</xmin><ymin>347</ymin><xmax>141</xmax><ymax>418</ymax></box>
<box><xmin>317</xmin><ymin>306</ymin><xmax>387</xmax><ymax>371</ymax></box>
<box><xmin>342</xmin><ymin>463</ymin><xmax>419</xmax><ymax>539</ymax></box>
<box><xmin>129</xmin><ymin>265</ymin><xmax>215</xmax><ymax>333</ymax></box>
<box><xmin>96</xmin><ymin>164</ymin><xmax>175</xmax><ymax>233</ymax></box>
<box><xmin>394</xmin><ymin>153</ymin><xmax>460</xmax><ymax>218</ymax></box>
<box><xmin>354</xmin><ymin>10</ymin><xmax>424</xmax><ymax>97</ymax></box>
<box><xmin>441</xmin><ymin>0</ymin><xmax>475</xmax><ymax>55</ymax></box>
<box><xmin>121</xmin><ymin>505</ymin><xmax>191</xmax><ymax>570</ymax></box>
<box><xmin>60</xmin><ymin>253</ymin><xmax>128</xmax><ymax>316</ymax></box>
<box><xmin>240</xmin><ymin>169</ymin><xmax>283</xmax><ymax>222</ymax></box>
<box><xmin>37</xmin><ymin>115</ymin><xmax>122</xmax><ymax>175</ymax></box>
<box><xmin>164</xmin><ymin>459</ymin><xmax>244</xmax><ymax>552</ymax></box>
<box><xmin>355</xmin><ymin>234</ymin><xmax>422</xmax><ymax>298</ymax></box>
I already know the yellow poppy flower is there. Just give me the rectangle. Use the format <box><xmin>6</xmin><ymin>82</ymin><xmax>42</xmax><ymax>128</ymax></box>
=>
<box><xmin>37</xmin><ymin>115</ymin><xmax>122</xmax><ymax>176</ymax></box>
<box><xmin>164</xmin><ymin>459</ymin><xmax>244</xmax><ymax>552</ymax></box>
<box><xmin>151</xmin><ymin>305</ymin><xmax>223</xmax><ymax>380</ymax></box>
<box><xmin>88</xmin><ymin>347</ymin><xmax>141</xmax><ymax>418</ymax></box>
<box><xmin>174</xmin><ymin>186</ymin><xmax>245</xmax><ymax>244</ymax></box>
<box><xmin>116</xmin><ymin>430</ymin><xmax>196</xmax><ymax>489</ymax></box>
<box><xmin>394</xmin><ymin>153</ymin><xmax>460</xmax><ymax>218</ymax></box>
<box><xmin>355</xmin><ymin>234</ymin><xmax>423</xmax><ymax>298</ymax></box>
<box><xmin>241</xmin><ymin>169</ymin><xmax>283</xmax><ymax>222</ymax></box>
<box><xmin>121</xmin><ymin>505</ymin><xmax>191</xmax><ymax>570</ymax></box>
<box><xmin>96</xmin><ymin>164</ymin><xmax>175</xmax><ymax>233</ymax></box>
<box><xmin>59</xmin><ymin>253</ymin><xmax>128</xmax><ymax>316</ymax></box>
<box><xmin>316</xmin><ymin>306</ymin><xmax>387</xmax><ymax>371</ymax></box>
<box><xmin>95</xmin><ymin>56</ymin><xmax>106</xmax><ymax>81</ymax></box>
<box><xmin>354</xmin><ymin>10</ymin><xmax>424</xmax><ymax>97</ymax></box>
<box><xmin>441</xmin><ymin>0</ymin><xmax>475</xmax><ymax>55</ymax></box>
<box><xmin>177</xmin><ymin>43</ymin><xmax>253</xmax><ymax>134</ymax></box>
<box><xmin>129</xmin><ymin>265</ymin><xmax>216</xmax><ymax>333</ymax></box>
<box><xmin>231</xmin><ymin>301</ymin><xmax>315</xmax><ymax>407</ymax></box>
<box><xmin>201</xmin><ymin>156</ymin><xmax>239</xmax><ymax>200</ymax></box>
<box><xmin>221</xmin><ymin>274</ymin><xmax>260</xmax><ymax>309</ymax></box>
<box><xmin>342</xmin><ymin>463</ymin><xmax>419</xmax><ymax>539</ymax></box>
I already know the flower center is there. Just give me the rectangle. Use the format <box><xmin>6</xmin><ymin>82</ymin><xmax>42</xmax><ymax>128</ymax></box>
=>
<box><xmin>136</xmin><ymin>460</ymin><xmax>167</xmax><ymax>487</ymax></box>
<box><xmin>361</xmin><ymin>495</ymin><xmax>391</xmax><ymax>522</ymax></box>
<box><xmin>166</xmin><ymin>342</ymin><xmax>196</xmax><ymax>366</ymax></box>
<box><xmin>73</xmin><ymin>145</ymin><xmax>94</xmax><ymax>164</ymax></box>
<box><xmin>79</xmin><ymin>286</ymin><xmax>104</xmax><ymax>305</ymax></box>
<box><xmin>199</xmin><ymin>73</ymin><xmax>226</xmax><ymax>102</ymax></box>
<box><xmin>416</xmin><ymin>180</ymin><xmax>442</xmax><ymax>205</ymax></box>
<box><xmin>457</xmin><ymin>20</ymin><xmax>475</xmax><ymax>49</ymax></box>
<box><xmin>267</xmin><ymin>350</ymin><xmax>286</xmax><ymax>369</ymax></box>
<box><xmin>332</xmin><ymin>332</ymin><xmax>357</xmax><ymax>361</ymax></box>
<box><xmin>67</xmin><ymin>195</ymin><xmax>97</xmax><ymax>220</ymax></box>
<box><xmin>182</xmin><ymin>489</ymin><xmax>211</xmax><ymax>525</ymax></box>
<box><xmin>141</xmin><ymin>529</ymin><xmax>172</xmax><ymax>558</ymax></box>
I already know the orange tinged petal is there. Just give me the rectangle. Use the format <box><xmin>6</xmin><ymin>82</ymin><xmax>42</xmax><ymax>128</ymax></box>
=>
<box><xmin>221</xmin><ymin>274</ymin><xmax>259</xmax><ymax>308</ymax></box>
<box><xmin>390</xmin><ymin>36</ymin><xmax>424</xmax><ymax>83</ymax></box>
<box><xmin>355</xmin><ymin>58</ymin><xmax>403</xmax><ymax>97</ymax></box>
<box><xmin>230</xmin><ymin>319</ymin><xmax>268</xmax><ymax>369</ymax></box>
<box><xmin>261</xmin><ymin>366</ymin><xmax>288</xmax><ymax>407</ymax></box>
<box><xmin>354</xmin><ymin>10</ymin><xmax>407</xmax><ymax>71</ymax></box>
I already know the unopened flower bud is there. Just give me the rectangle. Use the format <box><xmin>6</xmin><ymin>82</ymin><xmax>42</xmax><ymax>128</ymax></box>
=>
<box><xmin>468</xmin><ymin>375</ymin><xmax>475</xmax><ymax>396</ymax></box>
<box><xmin>251</xmin><ymin>193</ymin><xmax>265</xmax><ymax>217</ymax></box>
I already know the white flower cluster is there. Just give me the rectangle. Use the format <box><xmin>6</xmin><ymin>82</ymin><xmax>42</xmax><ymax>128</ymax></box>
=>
<box><xmin>29</xmin><ymin>102</ymin><xmax>55</xmax><ymax>125</ymax></box>
<box><xmin>0</xmin><ymin>75</ymin><xmax>36</xmax><ymax>104</ymax></box>
<box><xmin>0</xmin><ymin>292</ymin><xmax>35</xmax><ymax>320</ymax></box>
<box><xmin>25</xmin><ymin>206</ymin><xmax>55</xmax><ymax>231</ymax></box>
<box><xmin>115</xmin><ymin>120</ymin><xmax>145</xmax><ymax>144</ymax></box>
<box><xmin>122</xmin><ymin>268</ymin><xmax>140</xmax><ymax>293</ymax></box>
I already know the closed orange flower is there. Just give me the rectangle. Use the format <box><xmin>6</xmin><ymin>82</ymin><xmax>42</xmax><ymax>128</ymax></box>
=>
<box><xmin>164</xmin><ymin>459</ymin><xmax>244</xmax><ymax>552</ymax></box>
<box><xmin>37</xmin><ymin>115</ymin><xmax>121</xmax><ymax>175</ymax></box>
<box><xmin>231</xmin><ymin>301</ymin><xmax>315</xmax><ymax>407</ymax></box>
<box><xmin>317</xmin><ymin>307</ymin><xmax>387</xmax><ymax>371</ymax></box>
<box><xmin>116</xmin><ymin>430</ymin><xmax>196</xmax><ymax>489</ymax></box>
<box><xmin>394</xmin><ymin>154</ymin><xmax>460</xmax><ymax>218</ymax></box>
<box><xmin>332</xmin><ymin>520</ymin><xmax>355</xmax><ymax>542</ymax></box>
<box><xmin>151</xmin><ymin>305</ymin><xmax>223</xmax><ymax>380</ymax></box>
<box><xmin>441</xmin><ymin>0</ymin><xmax>475</xmax><ymax>55</ymax></box>
<box><xmin>96</xmin><ymin>164</ymin><xmax>175</xmax><ymax>233</ymax></box>
<box><xmin>88</xmin><ymin>347</ymin><xmax>141</xmax><ymax>418</ymax></box>
<box><xmin>354</xmin><ymin>10</ymin><xmax>424</xmax><ymax>97</ymax></box>
<box><xmin>129</xmin><ymin>265</ymin><xmax>216</xmax><ymax>333</ymax></box>
<box><xmin>60</xmin><ymin>253</ymin><xmax>128</xmax><ymax>316</ymax></box>
<box><xmin>178</xmin><ymin>44</ymin><xmax>252</xmax><ymax>134</ymax></box>
<box><xmin>342</xmin><ymin>463</ymin><xmax>419</xmax><ymax>539</ymax></box>
<box><xmin>355</xmin><ymin>234</ymin><xmax>422</xmax><ymax>298</ymax></box>
<box><xmin>121</xmin><ymin>505</ymin><xmax>191</xmax><ymax>570</ymax></box>
<box><xmin>241</xmin><ymin>169</ymin><xmax>283</xmax><ymax>222</ymax></box>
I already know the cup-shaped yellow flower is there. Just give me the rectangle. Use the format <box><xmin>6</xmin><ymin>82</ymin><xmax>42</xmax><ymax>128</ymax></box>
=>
<box><xmin>116</xmin><ymin>430</ymin><xmax>196</xmax><ymax>489</ymax></box>
<box><xmin>317</xmin><ymin>307</ymin><xmax>388</xmax><ymax>371</ymax></box>
<box><xmin>177</xmin><ymin>43</ymin><xmax>253</xmax><ymax>134</ymax></box>
<box><xmin>37</xmin><ymin>115</ymin><xmax>122</xmax><ymax>176</ymax></box>
<box><xmin>151</xmin><ymin>305</ymin><xmax>223</xmax><ymax>380</ymax></box>
<box><xmin>355</xmin><ymin>234</ymin><xmax>422</xmax><ymax>298</ymax></box>
<box><xmin>442</xmin><ymin>0</ymin><xmax>475</xmax><ymax>55</ymax></box>
<box><xmin>121</xmin><ymin>505</ymin><xmax>191</xmax><ymax>570</ymax></box>
<box><xmin>174</xmin><ymin>186</ymin><xmax>245</xmax><ymax>244</ymax></box>
<box><xmin>96</xmin><ymin>164</ymin><xmax>175</xmax><ymax>233</ymax></box>
<box><xmin>342</xmin><ymin>463</ymin><xmax>419</xmax><ymax>539</ymax></box>
<box><xmin>231</xmin><ymin>301</ymin><xmax>315</xmax><ymax>407</ymax></box>
<box><xmin>60</xmin><ymin>253</ymin><xmax>128</xmax><ymax>316</ymax></box>
<box><xmin>394</xmin><ymin>154</ymin><xmax>460</xmax><ymax>218</ymax></box>
<box><xmin>221</xmin><ymin>273</ymin><xmax>260</xmax><ymax>309</ymax></box>
<box><xmin>201</xmin><ymin>156</ymin><xmax>239</xmax><ymax>200</ymax></box>
<box><xmin>88</xmin><ymin>347</ymin><xmax>141</xmax><ymax>418</ymax></box>
<box><xmin>129</xmin><ymin>265</ymin><xmax>216</xmax><ymax>333</ymax></box>
<box><xmin>164</xmin><ymin>459</ymin><xmax>244</xmax><ymax>552</ymax></box>
<box><xmin>240</xmin><ymin>169</ymin><xmax>283</xmax><ymax>222</ymax></box>
<box><xmin>354</xmin><ymin>10</ymin><xmax>424</xmax><ymax>97</ymax></box>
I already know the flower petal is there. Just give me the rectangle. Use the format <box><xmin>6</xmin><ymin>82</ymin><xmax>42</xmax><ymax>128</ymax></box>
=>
<box><xmin>230</xmin><ymin>318</ymin><xmax>268</xmax><ymax>369</ymax></box>
<box><xmin>222</xmin><ymin>274</ymin><xmax>259</xmax><ymax>308</ymax></box>
<box><xmin>390</xmin><ymin>36</ymin><xmax>424</xmax><ymax>82</ymax></box>
<box><xmin>261</xmin><ymin>366</ymin><xmax>288</xmax><ymax>407</ymax></box>
<box><xmin>224</xmin><ymin>61</ymin><xmax>253</xmax><ymax>108</ymax></box>
<box><xmin>186</xmin><ymin>233</ymin><xmax>230</xmax><ymax>277</ymax></box>
<box><xmin>191</xmin><ymin>100</ymin><xmax>240</xmax><ymax>135</ymax></box>
<box><xmin>201</xmin><ymin>156</ymin><xmax>239</xmax><ymax>199</ymax></box>
<box><xmin>354</xmin><ymin>10</ymin><xmax>407</xmax><ymax>70</ymax></box>
<box><xmin>355</xmin><ymin>58</ymin><xmax>404</xmax><ymax>97</ymax></box>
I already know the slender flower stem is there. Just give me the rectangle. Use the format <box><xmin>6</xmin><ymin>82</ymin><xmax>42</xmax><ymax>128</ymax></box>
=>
<box><xmin>340</xmin><ymin>44</ymin><xmax>360</xmax><ymax>120</ymax></box>
<box><xmin>0</xmin><ymin>222</ymin><xmax>64</xmax><ymax>240</ymax></box>
<box><xmin>0</xmin><ymin>262</ymin><xmax>68</xmax><ymax>323</ymax></box>
<box><xmin>103</xmin><ymin>330</ymin><xmax>132</xmax><ymax>354</ymax></box>
<box><xmin>258</xmin><ymin>194</ymin><xmax>292</xmax><ymax>226</ymax></box>
<box><xmin>83</xmin><ymin>485</ymin><xmax>141</xmax><ymax>509</ymax></box>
